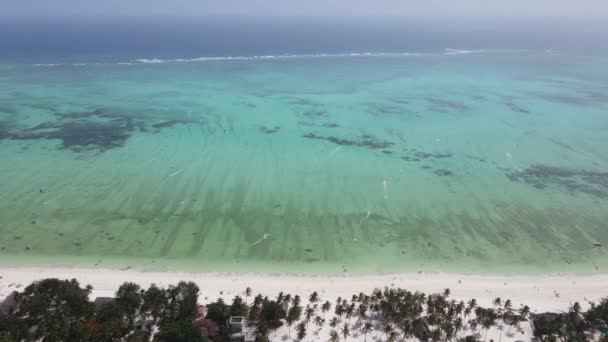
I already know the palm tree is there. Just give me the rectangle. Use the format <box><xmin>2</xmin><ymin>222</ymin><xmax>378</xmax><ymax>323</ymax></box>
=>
<box><xmin>322</xmin><ymin>301</ymin><xmax>332</xmax><ymax>319</ymax></box>
<box><xmin>293</xmin><ymin>295</ymin><xmax>302</xmax><ymax>307</ymax></box>
<box><xmin>476</xmin><ymin>307</ymin><xmax>498</xmax><ymax>342</ymax></box>
<box><xmin>387</xmin><ymin>330</ymin><xmax>399</xmax><ymax>342</ymax></box>
<box><xmin>453</xmin><ymin>317</ymin><xmax>464</xmax><ymax>340</ymax></box>
<box><xmin>277</xmin><ymin>291</ymin><xmax>284</xmax><ymax>304</ymax></box>
<box><xmin>284</xmin><ymin>293</ymin><xmax>292</xmax><ymax>307</ymax></box>
<box><xmin>287</xmin><ymin>303</ymin><xmax>303</xmax><ymax>337</ymax></box>
<box><xmin>518</xmin><ymin>305</ymin><xmax>530</xmax><ymax>320</ymax></box>
<box><xmin>286</xmin><ymin>309</ymin><xmax>297</xmax><ymax>337</ymax></box>
<box><xmin>400</xmin><ymin>319</ymin><xmax>412</xmax><ymax>341</ymax></box>
<box><xmin>329</xmin><ymin>330</ymin><xmax>340</xmax><ymax>342</ymax></box>
<box><xmin>335</xmin><ymin>303</ymin><xmax>345</xmax><ymax>318</ymax></box>
<box><xmin>345</xmin><ymin>303</ymin><xmax>355</xmax><ymax>322</ymax></box>
<box><xmin>341</xmin><ymin>323</ymin><xmax>350</xmax><ymax>341</ymax></box>
<box><xmin>467</xmin><ymin>298</ymin><xmax>477</xmax><ymax>311</ymax></box>
<box><xmin>330</xmin><ymin>317</ymin><xmax>339</xmax><ymax>328</ymax></box>
<box><xmin>297</xmin><ymin>322</ymin><xmax>307</xmax><ymax>341</ymax></box>
<box><xmin>309</xmin><ymin>291</ymin><xmax>320</xmax><ymax>304</ymax></box>
<box><xmin>356</xmin><ymin>304</ymin><xmax>368</xmax><ymax>322</ymax></box>
<box><xmin>314</xmin><ymin>315</ymin><xmax>324</xmax><ymax>331</ymax></box>
<box><xmin>383</xmin><ymin>323</ymin><xmax>394</xmax><ymax>341</ymax></box>
<box><xmin>253</xmin><ymin>294</ymin><xmax>263</xmax><ymax>307</ymax></box>
<box><xmin>305</xmin><ymin>305</ymin><xmax>315</xmax><ymax>326</ymax></box>
<box><xmin>361</xmin><ymin>322</ymin><xmax>373</xmax><ymax>342</ymax></box>
<box><xmin>245</xmin><ymin>287</ymin><xmax>252</xmax><ymax>304</ymax></box>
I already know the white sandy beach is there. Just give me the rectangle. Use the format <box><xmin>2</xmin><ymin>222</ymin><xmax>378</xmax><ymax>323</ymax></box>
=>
<box><xmin>1</xmin><ymin>267</ymin><xmax>607</xmax><ymax>341</ymax></box>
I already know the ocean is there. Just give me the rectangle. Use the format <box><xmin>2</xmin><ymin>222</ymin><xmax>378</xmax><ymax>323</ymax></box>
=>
<box><xmin>0</xmin><ymin>16</ymin><xmax>607</xmax><ymax>274</ymax></box>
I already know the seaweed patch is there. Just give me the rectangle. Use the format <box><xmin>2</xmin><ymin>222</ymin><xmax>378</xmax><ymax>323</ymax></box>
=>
<box><xmin>259</xmin><ymin>125</ymin><xmax>280</xmax><ymax>134</ymax></box>
<box><xmin>414</xmin><ymin>151</ymin><xmax>452</xmax><ymax>159</ymax></box>
<box><xmin>1</xmin><ymin>108</ymin><xmax>195</xmax><ymax>153</ymax></box>
<box><xmin>506</xmin><ymin>164</ymin><xmax>608</xmax><ymax>198</ymax></box>
<box><xmin>298</xmin><ymin>121</ymin><xmax>339</xmax><ymax>128</ymax></box>
<box><xmin>0</xmin><ymin>105</ymin><xmax>17</xmax><ymax>114</ymax></box>
<box><xmin>401</xmin><ymin>156</ymin><xmax>421</xmax><ymax>162</ymax></box>
<box><xmin>289</xmin><ymin>98</ymin><xmax>317</xmax><ymax>106</ymax></box>
<box><xmin>425</xmin><ymin>97</ymin><xmax>470</xmax><ymax>112</ymax></box>
<box><xmin>302</xmin><ymin>132</ymin><xmax>394</xmax><ymax>149</ymax></box>
<box><xmin>401</xmin><ymin>148</ymin><xmax>452</xmax><ymax>162</ymax></box>
<box><xmin>434</xmin><ymin>169</ymin><xmax>454</xmax><ymax>176</ymax></box>
<box><xmin>505</xmin><ymin>100</ymin><xmax>530</xmax><ymax>114</ymax></box>
<box><xmin>12</xmin><ymin>118</ymin><xmax>143</xmax><ymax>153</ymax></box>
<box><xmin>301</xmin><ymin>110</ymin><xmax>328</xmax><ymax>118</ymax></box>
<box><xmin>366</xmin><ymin>102</ymin><xmax>404</xmax><ymax>115</ymax></box>
<box><xmin>152</xmin><ymin>120</ymin><xmax>187</xmax><ymax>130</ymax></box>
<box><xmin>530</xmin><ymin>91</ymin><xmax>598</xmax><ymax>107</ymax></box>
<box><xmin>0</xmin><ymin>121</ymin><xmax>11</xmax><ymax>140</ymax></box>
<box><xmin>465</xmin><ymin>154</ymin><xmax>487</xmax><ymax>163</ymax></box>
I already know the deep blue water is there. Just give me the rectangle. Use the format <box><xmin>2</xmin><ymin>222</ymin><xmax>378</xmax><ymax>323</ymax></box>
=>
<box><xmin>1</xmin><ymin>16</ymin><xmax>607</xmax><ymax>63</ymax></box>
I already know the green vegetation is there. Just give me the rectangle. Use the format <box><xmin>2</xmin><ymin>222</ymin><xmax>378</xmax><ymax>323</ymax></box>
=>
<box><xmin>0</xmin><ymin>278</ymin><xmax>607</xmax><ymax>341</ymax></box>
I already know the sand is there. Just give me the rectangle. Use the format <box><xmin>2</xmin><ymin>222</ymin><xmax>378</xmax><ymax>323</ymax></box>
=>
<box><xmin>1</xmin><ymin>267</ymin><xmax>606</xmax><ymax>341</ymax></box>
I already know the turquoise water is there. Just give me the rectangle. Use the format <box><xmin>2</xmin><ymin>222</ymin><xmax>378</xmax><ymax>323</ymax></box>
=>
<box><xmin>1</xmin><ymin>50</ymin><xmax>608</xmax><ymax>274</ymax></box>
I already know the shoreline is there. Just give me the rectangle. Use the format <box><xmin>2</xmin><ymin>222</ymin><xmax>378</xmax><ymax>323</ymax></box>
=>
<box><xmin>1</xmin><ymin>252</ymin><xmax>605</xmax><ymax>277</ymax></box>
<box><xmin>2</xmin><ymin>266</ymin><xmax>607</xmax><ymax>340</ymax></box>
<box><xmin>2</xmin><ymin>266</ymin><xmax>606</xmax><ymax>311</ymax></box>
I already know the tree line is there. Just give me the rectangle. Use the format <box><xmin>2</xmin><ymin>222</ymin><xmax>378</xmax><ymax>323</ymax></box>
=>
<box><xmin>0</xmin><ymin>278</ymin><xmax>607</xmax><ymax>341</ymax></box>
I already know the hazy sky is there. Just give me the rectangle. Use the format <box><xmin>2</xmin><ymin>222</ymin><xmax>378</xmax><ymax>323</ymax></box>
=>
<box><xmin>3</xmin><ymin>0</ymin><xmax>608</xmax><ymax>18</ymax></box>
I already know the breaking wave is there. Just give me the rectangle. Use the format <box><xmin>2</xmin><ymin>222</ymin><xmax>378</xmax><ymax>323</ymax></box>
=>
<box><xmin>29</xmin><ymin>49</ymin><xmax>533</xmax><ymax>67</ymax></box>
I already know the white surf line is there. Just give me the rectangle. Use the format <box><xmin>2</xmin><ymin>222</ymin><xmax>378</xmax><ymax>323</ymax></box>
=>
<box><xmin>383</xmin><ymin>179</ymin><xmax>389</xmax><ymax>199</ymax></box>
<box><xmin>248</xmin><ymin>234</ymin><xmax>271</xmax><ymax>247</ymax></box>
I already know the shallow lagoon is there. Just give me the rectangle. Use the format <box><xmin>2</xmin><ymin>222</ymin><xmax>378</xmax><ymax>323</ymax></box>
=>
<box><xmin>1</xmin><ymin>51</ymin><xmax>607</xmax><ymax>274</ymax></box>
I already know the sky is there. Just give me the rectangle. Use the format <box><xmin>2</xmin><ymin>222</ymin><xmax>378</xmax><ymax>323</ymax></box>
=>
<box><xmin>2</xmin><ymin>0</ymin><xmax>608</xmax><ymax>18</ymax></box>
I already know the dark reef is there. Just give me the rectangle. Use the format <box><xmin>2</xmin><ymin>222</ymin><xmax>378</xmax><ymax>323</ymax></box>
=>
<box><xmin>303</xmin><ymin>132</ymin><xmax>394</xmax><ymax>149</ymax></box>
<box><xmin>0</xmin><ymin>108</ymin><xmax>195</xmax><ymax>153</ymax></box>
<box><xmin>506</xmin><ymin>164</ymin><xmax>608</xmax><ymax>198</ymax></box>
<box><xmin>12</xmin><ymin>118</ymin><xmax>143</xmax><ymax>153</ymax></box>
